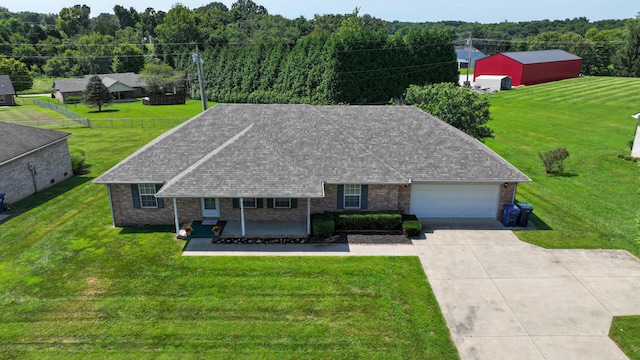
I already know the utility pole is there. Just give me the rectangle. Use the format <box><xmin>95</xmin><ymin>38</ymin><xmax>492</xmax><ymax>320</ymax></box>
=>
<box><xmin>465</xmin><ymin>32</ymin><xmax>472</xmax><ymax>87</ymax></box>
<box><xmin>192</xmin><ymin>52</ymin><xmax>207</xmax><ymax>111</ymax></box>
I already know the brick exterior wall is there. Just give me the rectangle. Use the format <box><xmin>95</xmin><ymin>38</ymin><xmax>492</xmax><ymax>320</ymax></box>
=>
<box><xmin>497</xmin><ymin>182</ymin><xmax>517</xmax><ymax>220</ymax></box>
<box><xmin>311</xmin><ymin>184</ymin><xmax>407</xmax><ymax>214</ymax></box>
<box><xmin>0</xmin><ymin>139</ymin><xmax>73</xmax><ymax>204</ymax></box>
<box><xmin>109</xmin><ymin>184</ymin><xmax>176</xmax><ymax>226</ymax></box>
<box><xmin>221</xmin><ymin>198</ymin><xmax>309</xmax><ymax>222</ymax></box>
<box><xmin>398</xmin><ymin>184</ymin><xmax>411</xmax><ymax>214</ymax></box>
<box><xmin>108</xmin><ymin>183</ymin><xmax>411</xmax><ymax>227</ymax></box>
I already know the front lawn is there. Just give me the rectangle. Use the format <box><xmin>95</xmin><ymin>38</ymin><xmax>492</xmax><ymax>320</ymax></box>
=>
<box><xmin>486</xmin><ymin>77</ymin><xmax>640</xmax><ymax>255</ymax></box>
<box><xmin>0</xmin><ymin>126</ymin><xmax>457</xmax><ymax>359</ymax></box>
<box><xmin>29</xmin><ymin>97</ymin><xmax>206</xmax><ymax>129</ymax></box>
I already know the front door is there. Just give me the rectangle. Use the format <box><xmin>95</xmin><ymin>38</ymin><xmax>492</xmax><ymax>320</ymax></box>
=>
<box><xmin>201</xmin><ymin>198</ymin><xmax>220</xmax><ymax>218</ymax></box>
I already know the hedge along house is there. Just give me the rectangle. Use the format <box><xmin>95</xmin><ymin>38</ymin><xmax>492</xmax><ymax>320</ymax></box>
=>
<box><xmin>0</xmin><ymin>122</ymin><xmax>72</xmax><ymax>205</ymax></box>
<box><xmin>93</xmin><ymin>104</ymin><xmax>531</xmax><ymax>237</ymax></box>
<box><xmin>474</xmin><ymin>49</ymin><xmax>582</xmax><ymax>86</ymax></box>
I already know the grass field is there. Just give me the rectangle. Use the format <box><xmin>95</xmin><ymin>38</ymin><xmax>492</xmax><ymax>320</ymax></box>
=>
<box><xmin>0</xmin><ymin>116</ymin><xmax>456</xmax><ymax>357</ymax></box>
<box><xmin>26</xmin><ymin>97</ymin><xmax>206</xmax><ymax>129</ymax></box>
<box><xmin>3</xmin><ymin>75</ymin><xmax>640</xmax><ymax>358</ymax></box>
<box><xmin>486</xmin><ymin>76</ymin><xmax>640</xmax><ymax>254</ymax></box>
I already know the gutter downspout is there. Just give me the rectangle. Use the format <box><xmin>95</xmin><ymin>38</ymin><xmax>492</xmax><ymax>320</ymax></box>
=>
<box><xmin>173</xmin><ymin>198</ymin><xmax>180</xmax><ymax>235</ymax></box>
<box><xmin>28</xmin><ymin>163</ymin><xmax>37</xmax><ymax>193</ymax></box>
<box><xmin>307</xmin><ymin>197</ymin><xmax>311</xmax><ymax>235</ymax></box>
<box><xmin>107</xmin><ymin>186</ymin><xmax>116</xmax><ymax>227</ymax></box>
<box><xmin>240</xmin><ymin>197</ymin><xmax>246</xmax><ymax>236</ymax></box>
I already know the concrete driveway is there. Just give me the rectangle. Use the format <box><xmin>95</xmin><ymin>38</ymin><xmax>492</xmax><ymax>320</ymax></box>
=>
<box><xmin>415</xmin><ymin>220</ymin><xmax>640</xmax><ymax>359</ymax></box>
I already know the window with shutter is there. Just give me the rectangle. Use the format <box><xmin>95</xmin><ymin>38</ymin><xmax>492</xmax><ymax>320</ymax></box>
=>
<box><xmin>138</xmin><ymin>184</ymin><xmax>158</xmax><ymax>208</ymax></box>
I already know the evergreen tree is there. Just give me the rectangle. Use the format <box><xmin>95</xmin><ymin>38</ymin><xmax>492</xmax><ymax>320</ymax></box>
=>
<box><xmin>612</xmin><ymin>18</ymin><xmax>640</xmax><ymax>77</ymax></box>
<box><xmin>82</xmin><ymin>75</ymin><xmax>112</xmax><ymax>112</ymax></box>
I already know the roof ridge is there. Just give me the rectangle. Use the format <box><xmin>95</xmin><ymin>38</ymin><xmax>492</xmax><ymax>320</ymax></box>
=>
<box><xmin>94</xmin><ymin>110</ymin><xmax>206</xmax><ymax>184</ymax></box>
<box><xmin>159</xmin><ymin>123</ymin><xmax>255</xmax><ymax>191</ymax></box>
<box><xmin>252</xmin><ymin>115</ymin><xmax>323</xmax><ymax>186</ymax></box>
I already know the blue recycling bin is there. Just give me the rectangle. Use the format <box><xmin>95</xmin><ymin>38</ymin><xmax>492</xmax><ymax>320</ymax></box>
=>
<box><xmin>502</xmin><ymin>204</ymin><xmax>520</xmax><ymax>227</ymax></box>
<box><xmin>516</xmin><ymin>202</ymin><xmax>534</xmax><ymax>227</ymax></box>
<box><xmin>0</xmin><ymin>193</ymin><xmax>4</xmax><ymax>213</ymax></box>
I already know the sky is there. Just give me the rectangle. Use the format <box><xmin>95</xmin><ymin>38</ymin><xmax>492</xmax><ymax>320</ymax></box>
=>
<box><xmin>5</xmin><ymin>0</ymin><xmax>639</xmax><ymax>24</ymax></box>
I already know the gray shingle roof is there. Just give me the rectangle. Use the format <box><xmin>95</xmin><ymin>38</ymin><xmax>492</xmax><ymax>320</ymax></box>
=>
<box><xmin>0</xmin><ymin>75</ymin><xmax>16</xmax><ymax>95</ymax></box>
<box><xmin>54</xmin><ymin>79</ymin><xmax>88</xmax><ymax>93</ymax></box>
<box><xmin>0</xmin><ymin>122</ymin><xmax>71</xmax><ymax>165</ymax></box>
<box><xmin>94</xmin><ymin>104</ymin><xmax>530</xmax><ymax>198</ymax></box>
<box><xmin>502</xmin><ymin>49</ymin><xmax>582</xmax><ymax>64</ymax></box>
<box><xmin>55</xmin><ymin>73</ymin><xmax>145</xmax><ymax>93</ymax></box>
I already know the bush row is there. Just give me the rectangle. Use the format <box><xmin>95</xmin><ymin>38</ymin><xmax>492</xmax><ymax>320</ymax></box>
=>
<box><xmin>311</xmin><ymin>211</ymin><xmax>423</xmax><ymax>238</ymax></box>
<box><xmin>401</xmin><ymin>214</ymin><xmax>423</xmax><ymax>238</ymax></box>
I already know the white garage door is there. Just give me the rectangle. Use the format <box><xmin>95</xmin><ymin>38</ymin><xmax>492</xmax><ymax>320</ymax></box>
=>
<box><xmin>410</xmin><ymin>183</ymin><xmax>500</xmax><ymax>218</ymax></box>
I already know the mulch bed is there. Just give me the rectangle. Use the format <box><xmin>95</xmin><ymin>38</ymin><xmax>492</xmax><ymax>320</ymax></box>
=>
<box><xmin>211</xmin><ymin>232</ymin><xmax>411</xmax><ymax>245</ymax></box>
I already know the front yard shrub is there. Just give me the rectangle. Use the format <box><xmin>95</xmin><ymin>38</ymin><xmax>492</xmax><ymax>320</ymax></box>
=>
<box><xmin>312</xmin><ymin>214</ymin><xmax>334</xmax><ymax>238</ymax></box>
<box><xmin>402</xmin><ymin>214</ymin><xmax>423</xmax><ymax>238</ymax></box>
<box><xmin>538</xmin><ymin>147</ymin><xmax>570</xmax><ymax>174</ymax></box>
<box><xmin>65</xmin><ymin>96</ymin><xmax>81</xmax><ymax>104</ymax></box>
<box><xmin>331</xmin><ymin>211</ymin><xmax>402</xmax><ymax>230</ymax></box>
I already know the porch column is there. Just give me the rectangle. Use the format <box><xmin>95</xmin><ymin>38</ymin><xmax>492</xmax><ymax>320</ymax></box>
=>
<box><xmin>173</xmin><ymin>198</ymin><xmax>180</xmax><ymax>235</ymax></box>
<box><xmin>240</xmin><ymin>197</ymin><xmax>246</xmax><ymax>236</ymax></box>
<box><xmin>307</xmin><ymin>197</ymin><xmax>311</xmax><ymax>235</ymax></box>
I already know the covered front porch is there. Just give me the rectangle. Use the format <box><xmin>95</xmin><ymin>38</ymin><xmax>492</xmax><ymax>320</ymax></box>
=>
<box><xmin>171</xmin><ymin>197</ymin><xmax>313</xmax><ymax>238</ymax></box>
<box><xmin>190</xmin><ymin>220</ymin><xmax>308</xmax><ymax>239</ymax></box>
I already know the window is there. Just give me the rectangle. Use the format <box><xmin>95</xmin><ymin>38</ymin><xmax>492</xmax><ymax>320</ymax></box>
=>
<box><xmin>0</xmin><ymin>95</ymin><xmax>5</xmax><ymax>103</ymax></box>
<box><xmin>138</xmin><ymin>184</ymin><xmax>158</xmax><ymax>208</ymax></box>
<box><xmin>203</xmin><ymin>198</ymin><xmax>217</xmax><ymax>210</ymax></box>
<box><xmin>243</xmin><ymin>198</ymin><xmax>257</xmax><ymax>208</ymax></box>
<box><xmin>273</xmin><ymin>198</ymin><xmax>291</xmax><ymax>208</ymax></box>
<box><xmin>344</xmin><ymin>184</ymin><xmax>361</xmax><ymax>208</ymax></box>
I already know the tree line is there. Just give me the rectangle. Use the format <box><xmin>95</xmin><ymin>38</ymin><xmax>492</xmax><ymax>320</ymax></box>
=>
<box><xmin>0</xmin><ymin>2</ymin><xmax>639</xmax><ymax>98</ymax></box>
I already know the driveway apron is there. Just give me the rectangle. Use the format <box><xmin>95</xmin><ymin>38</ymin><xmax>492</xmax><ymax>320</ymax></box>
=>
<box><xmin>414</xmin><ymin>223</ymin><xmax>640</xmax><ymax>360</ymax></box>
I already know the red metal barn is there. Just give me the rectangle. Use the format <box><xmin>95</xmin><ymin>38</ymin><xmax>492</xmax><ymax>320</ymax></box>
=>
<box><xmin>474</xmin><ymin>50</ymin><xmax>582</xmax><ymax>86</ymax></box>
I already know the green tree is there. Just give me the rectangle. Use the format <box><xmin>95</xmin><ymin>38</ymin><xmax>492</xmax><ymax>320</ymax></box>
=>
<box><xmin>612</xmin><ymin>18</ymin><xmax>640</xmax><ymax>77</ymax></box>
<box><xmin>585</xmin><ymin>28</ymin><xmax>625</xmax><ymax>75</ymax></box>
<box><xmin>112</xmin><ymin>44</ymin><xmax>145</xmax><ymax>73</ymax></box>
<box><xmin>155</xmin><ymin>4</ymin><xmax>200</xmax><ymax>53</ymax></box>
<box><xmin>56</xmin><ymin>5</ymin><xmax>91</xmax><ymax>37</ymax></box>
<box><xmin>82</xmin><ymin>75</ymin><xmax>112</xmax><ymax>112</ymax></box>
<box><xmin>0</xmin><ymin>56</ymin><xmax>32</xmax><ymax>91</ymax></box>
<box><xmin>140</xmin><ymin>62</ymin><xmax>185</xmax><ymax>94</ymax></box>
<box><xmin>43</xmin><ymin>56</ymin><xmax>70</xmax><ymax>77</ymax></box>
<box><xmin>77</xmin><ymin>32</ymin><xmax>115</xmax><ymax>74</ymax></box>
<box><xmin>404</xmin><ymin>83</ymin><xmax>493</xmax><ymax>139</ymax></box>
<box><xmin>91</xmin><ymin>13</ymin><xmax>120</xmax><ymax>37</ymax></box>
<box><xmin>113</xmin><ymin>5</ymin><xmax>140</xmax><ymax>29</ymax></box>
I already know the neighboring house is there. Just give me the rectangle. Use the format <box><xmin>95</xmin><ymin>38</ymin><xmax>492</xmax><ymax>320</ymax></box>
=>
<box><xmin>474</xmin><ymin>49</ymin><xmax>582</xmax><ymax>86</ymax></box>
<box><xmin>0</xmin><ymin>122</ymin><xmax>73</xmax><ymax>204</ymax></box>
<box><xmin>0</xmin><ymin>75</ymin><xmax>16</xmax><ymax>106</ymax></box>
<box><xmin>455</xmin><ymin>46</ymin><xmax>487</xmax><ymax>69</ymax></box>
<box><xmin>94</xmin><ymin>104</ymin><xmax>531</xmax><ymax>236</ymax></box>
<box><xmin>53</xmin><ymin>73</ymin><xmax>147</xmax><ymax>103</ymax></box>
